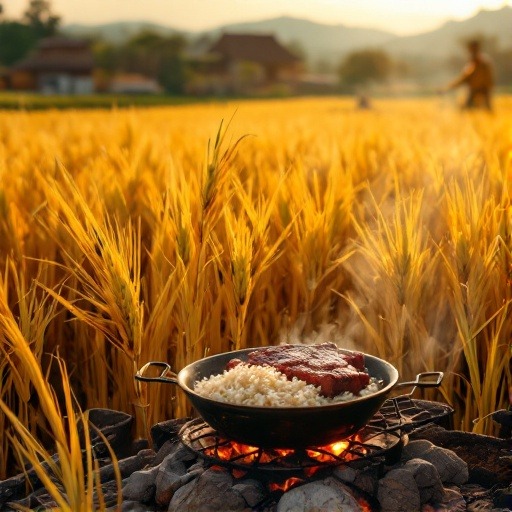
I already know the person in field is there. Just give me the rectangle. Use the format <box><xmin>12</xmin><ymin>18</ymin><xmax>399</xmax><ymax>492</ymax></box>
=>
<box><xmin>442</xmin><ymin>39</ymin><xmax>494</xmax><ymax>110</ymax></box>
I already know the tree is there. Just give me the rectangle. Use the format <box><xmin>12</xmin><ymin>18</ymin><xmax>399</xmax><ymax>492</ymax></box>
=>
<box><xmin>22</xmin><ymin>0</ymin><xmax>60</xmax><ymax>38</ymax></box>
<box><xmin>0</xmin><ymin>22</ymin><xmax>38</xmax><ymax>65</ymax></box>
<box><xmin>285</xmin><ymin>40</ymin><xmax>306</xmax><ymax>62</ymax></box>
<box><xmin>338</xmin><ymin>49</ymin><xmax>392</xmax><ymax>90</ymax></box>
<box><xmin>93</xmin><ymin>30</ymin><xmax>189</xmax><ymax>94</ymax></box>
<box><xmin>0</xmin><ymin>0</ymin><xmax>61</xmax><ymax>66</ymax></box>
<box><xmin>155</xmin><ymin>36</ymin><xmax>188</xmax><ymax>94</ymax></box>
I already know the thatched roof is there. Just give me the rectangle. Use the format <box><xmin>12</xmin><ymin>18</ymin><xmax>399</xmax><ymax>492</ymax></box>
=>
<box><xmin>209</xmin><ymin>33</ymin><xmax>301</xmax><ymax>65</ymax></box>
<box><xmin>12</xmin><ymin>37</ymin><xmax>94</xmax><ymax>73</ymax></box>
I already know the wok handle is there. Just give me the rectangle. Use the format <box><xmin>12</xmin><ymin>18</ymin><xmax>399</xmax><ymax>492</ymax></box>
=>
<box><xmin>394</xmin><ymin>371</ymin><xmax>444</xmax><ymax>390</ymax></box>
<box><xmin>135</xmin><ymin>361</ymin><xmax>180</xmax><ymax>385</ymax></box>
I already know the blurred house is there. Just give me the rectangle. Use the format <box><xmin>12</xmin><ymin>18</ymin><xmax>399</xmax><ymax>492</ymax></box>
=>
<box><xmin>187</xmin><ymin>33</ymin><xmax>302</xmax><ymax>95</ymax></box>
<box><xmin>295</xmin><ymin>73</ymin><xmax>340</xmax><ymax>95</ymax></box>
<box><xmin>108</xmin><ymin>73</ymin><xmax>162</xmax><ymax>94</ymax></box>
<box><xmin>9</xmin><ymin>37</ymin><xmax>95</xmax><ymax>94</ymax></box>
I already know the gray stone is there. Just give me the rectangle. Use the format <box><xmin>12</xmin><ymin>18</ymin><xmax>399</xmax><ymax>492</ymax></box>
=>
<box><xmin>378</xmin><ymin>468</ymin><xmax>421</xmax><ymax>512</ymax></box>
<box><xmin>0</xmin><ymin>453</ymin><xmax>60</xmax><ymax>505</ymax></box>
<box><xmin>467</xmin><ymin>497</ymin><xmax>498</xmax><ymax>511</ymax></box>
<box><xmin>152</xmin><ymin>440</ymin><xmax>196</xmax><ymax>468</ymax></box>
<box><xmin>131</xmin><ymin>438</ymin><xmax>150</xmax><ymax>454</ymax></box>
<box><xmin>402</xmin><ymin>440</ymin><xmax>469</xmax><ymax>485</ymax></box>
<box><xmin>0</xmin><ymin>474</ymin><xmax>26</xmax><ymax>506</ymax></box>
<box><xmin>150</xmin><ymin>418</ymin><xmax>190</xmax><ymax>450</ymax></box>
<box><xmin>100</xmin><ymin>448</ymin><xmax>156</xmax><ymax>483</ymax></box>
<box><xmin>98</xmin><ymin>479</ymin><xmax>120</xmax><ymax>509</ymax></box>
<box><xmin>333</xmin><ymin>464</ymin><xmax>358</xmax><ymax>483</ymax></box>
<box><xmin>11</xmin><ymin>490</ymin><xmax>58</xmax><ymax>511</ymax></box>
<box><xmin>122</xmin><ymin>464</ymin><xmax>159</xmax><ymax>503</ymax></box>
<box><xmin>87</xmin><ymin>408</ymin><xmax>134</xmax><ymax>459</ymax></box>
<box><xmin>160</xmin><ymin>456</ymin><xmax>188</xmax><ymax>478</ymax></box>
<box><xmin>155</xmin><ymin>456</ymin><xmax>202</xmax><ymax>507</ymax></box>
<box><xmin>402</xmin><ymin>440</ymin><xmax>435</xmax><ymax>459</ymax></box>
<box><xmin>232</xmin><ymin>479</ymin><xmax>267</xmax><ymax>508</ymax></box>
<box><xmin>404</xmin><ymin>458</ymin><xmax>444</xmax><ymax>504</ymax></box>
<box><xmin>422</xmin><ymin>486</ymin><xmax>466</xmax><ymax>512</ymax></box>
<box><xmin>168</xmin><ymin>468</ymin><xmax>247</xmax><ymax>512</ymax></box>
<box><xmin>155</xmin><ymin>459</ymin><xmax>187</xmax><ymax>506</ymax></box>
<box><xmin>442</xmin><ymin>488</ymin><xmax>466</xmax><ymax>512</ymax></box>
<box><xmin>277</xmin><ymin>477</ymin><xmax>362</xmax><ymax>512</ymax></box>
<box><xmin>353</xmin><ymin>466</ymin><xmax>379</xmax><ymax>496</ymax></box>
<box><xmin>188</xmin><ymin>460</ymin><xmax>205</xmax><ymax>473</ymax></box>
<box><xmin>152</xmin><ymin>440</ymin><xmax>176</xmax><ymax>466</ymax></box>
<box><xmin>107</xmin><ymin>500</ymin><xmax>158</xmax><ymax>512</ymax></box>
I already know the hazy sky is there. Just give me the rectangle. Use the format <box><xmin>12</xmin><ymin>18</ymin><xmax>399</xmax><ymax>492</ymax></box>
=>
<box><xmin>5</xmin><ymin>0</ymin><xmax>511</xmax><ymax>35</ymax></box>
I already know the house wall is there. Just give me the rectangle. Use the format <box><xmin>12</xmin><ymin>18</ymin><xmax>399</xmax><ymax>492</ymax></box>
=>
<box><xmin>275</xmin><ymin>63</ymin><xmax>301</xmax><ymax>83</ymax></box>
<box><xmin>186</xmin><ymin>57</ymin><xmax>302</xmax><ymax>95</ymax></box>
<box><xmin>73</xmin><ymin>76</ymin><xmax>94</xmax><ymax>94</ymax></box>
<box><xmin>185</xmin><ymin>72</ymin><xmax>230</xmax><ymax>96</ymax></box>
<box><xmin>229</xmin><ymin>60</ymin><xmax>266</xmax><ymax>90</ymax></box>
<box><xmin>10</xmin><ymin>71</ymin><xmax>36</xmax><ymax>91</ymax></box>
<box><xmin>227</xmin><ymin>60</ymin><xmax>302</xmax><ymax>94</ymax></box>
<box><xmin>38</xmin><ymin>74</ymin><xmax>94</xmax><ymax>94</ymax></box>
<box><xmin>109</xmin><ymin>77</ymin><xmax>161</xmax><ymax>94</ymax></box>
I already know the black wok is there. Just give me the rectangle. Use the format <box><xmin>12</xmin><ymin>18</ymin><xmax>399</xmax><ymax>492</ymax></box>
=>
<box><xmin>135</xmin><ymin>348</ymin><xmax>443</xmax><ymax>448</ymax></box>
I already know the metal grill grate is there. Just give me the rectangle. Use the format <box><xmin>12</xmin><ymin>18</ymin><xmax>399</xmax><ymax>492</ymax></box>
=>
<box><xmin>179</xmin><ymin>397</ymin><xmax>454</xmax><ymax>475</ymax></box>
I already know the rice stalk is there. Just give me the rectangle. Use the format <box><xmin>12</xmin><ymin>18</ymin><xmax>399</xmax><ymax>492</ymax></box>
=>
<box><xmin>440</xmin><ymin>173</ymin><xmax>512</xmax><ymax>431</ymax></box>
<box><xmin>34</xmin><ymin>164</ymin><xmax>146</xmax><ymax>436</ymax></box>
<box><xmin>0</xmin><ymin>259</ymin><xmax>59</xmax><ymax>479</ymax></box>
<box><xmin>276</xmin><ymin>158</ymin><xmax>357</xmax><ymax>334</ymax></box>
<box><xmin>1</xmin><ymin>97</ymin><xmax>511</xmax><ymax>464</ymax></box>
<box><xmin>154</xmin><ymin>122</ymin><xmax>248</xmax><ymax>416</ymax></box>
<box><xmin>0</xmin><ymin>273</ymin><xmax>117</xmax><ymax>510</ymax></box>
<box><xmin>344</xmin><ymin>183</ymin><xmax>440</xmax><ymax>379</ymax></box>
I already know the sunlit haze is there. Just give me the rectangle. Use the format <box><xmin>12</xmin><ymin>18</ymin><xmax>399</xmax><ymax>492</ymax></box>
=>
<box><xmin>5</xmin><ymin>0</ymin><xmax>512</xmax><ymax>35</ymax></box>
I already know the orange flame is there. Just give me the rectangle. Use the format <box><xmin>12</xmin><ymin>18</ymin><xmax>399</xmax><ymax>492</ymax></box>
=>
<box><xmin>204</xmin><ymin>434</ymin><xmax>366</xmax><ymax>466</ymax></box>
<box><xmin>232</xmin><ymin>468</ymin><xmax>247</xmax><ymax>479</ymax></box>
<box><xmin>306</xmin><ymin>440</ymin><xmax>350</xmax><ymax>462</ymax></box>
<box><xmin>303</xmin><ymin>466</ymin><xmax>320</xmax><ymax>478</ymax></box>
<box><xmin>205</xmin><ymin>442</ymin><xmax>296</xmax><ymax>464</ymax></box>
<box><xmin>208</xmin><ymin>441</ymin><xmax>260</xmax><ymax>463</ymax></box>
<box><xmin>269</xmin><ymin>477</ymin><xmax>303</xmax><ymax>493</ymax></box>
<box><xmin>274</xmin><ymin>448</ymin><xmax>294</xmax><ymax>457</ymax></box>
<box><xmin>206</xmin><ymin>436</ymin><xmax>374</xmax><ymax>509</ymax></box>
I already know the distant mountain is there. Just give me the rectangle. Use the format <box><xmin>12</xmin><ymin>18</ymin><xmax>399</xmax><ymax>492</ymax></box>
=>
<box><xmin>209</xmin><ymin>16</ymin><xmax>395</xmax><ymax>65</ymax></box>
<box><xmin>383</xmin><ymin>6</ymin><xmax>512</xmax><ymax>58</ymax></box>
<box><xmin>62</xmin><ymin>6</ymin><xmax>512</xmax><ymax>67</ymax></box>
<box><xmin>63</xmin><ymin>21</ymin><xmax>183</xmax><ymax>44</ymax></box>
<box><xmin>63</xmin><ymin>16</ymin><xmax>394</xmax><ymax>66</ymax></box>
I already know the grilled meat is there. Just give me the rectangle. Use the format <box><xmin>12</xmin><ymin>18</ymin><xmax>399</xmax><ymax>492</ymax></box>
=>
<box><xmin>227</xmin><ymin>343</ymin><xmax>370</xmax><ymax>397</ymax></box>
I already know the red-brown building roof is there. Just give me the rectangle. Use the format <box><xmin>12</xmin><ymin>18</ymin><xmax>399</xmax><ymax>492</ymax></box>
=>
<box><xmin>209</xmin><ymin>33</ymin><xmax>301</xmax><ymax>65</ymax></box>
<box><xmin>12</xmin><ymin>37</ymin><xmax>94</xmax><ymax>74</ymax></box>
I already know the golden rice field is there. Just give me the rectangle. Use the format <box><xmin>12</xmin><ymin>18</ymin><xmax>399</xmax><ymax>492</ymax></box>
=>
<box><xmin>0</xmin><ymin>96</ymin><xmax>511</xmax><ymax>505</ymax></box>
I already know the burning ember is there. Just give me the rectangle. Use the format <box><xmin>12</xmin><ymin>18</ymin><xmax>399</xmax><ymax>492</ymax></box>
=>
<box><xmin>202</xmin><ymin>434</ymin><xmax>375</xmax><ymax>508</ymax></box>
<box><xmin>206</xmin><ymin>440</ymin><xmax>295</xmax><ymax>465</ymax></box>
<box><xmin>180</xmin><ymin>417</ymin><xmax>403</xmax><ymax>477</ymax></box>
<box><xmin>269</xmin><ymin>477</ymin><xmax>303</xmax><ymax>493</ymax></box>
<box><xmin>171</xmin><ymin>398</ymin><xmax>466</xmax><ymax>511</ymax></box>
<box><xmin>306</xmin><ymin>439</ymin><xmax>352</xmax><ymax>461</ymax></box>
<box><xmin>203</xmin><ymin>435</ymin><xmax>362</xmax><ymax>468</ymax></box>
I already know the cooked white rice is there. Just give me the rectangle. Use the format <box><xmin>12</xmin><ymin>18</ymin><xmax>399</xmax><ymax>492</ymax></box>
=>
<box><xmin>194</xmin><ymin>363</ymin><xmax>381</xmax><ymax>407</ymax></box>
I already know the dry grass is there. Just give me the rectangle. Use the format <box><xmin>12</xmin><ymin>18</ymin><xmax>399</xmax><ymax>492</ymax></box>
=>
<box><xmin>0</xmin><ymin>263</ymin><xmax>121</xmax><ymax>510</ymax></box>
<box><xmin>0</xmin><ymin>97</ymin><xmax>511</xmax><ymax>490</ymax></box>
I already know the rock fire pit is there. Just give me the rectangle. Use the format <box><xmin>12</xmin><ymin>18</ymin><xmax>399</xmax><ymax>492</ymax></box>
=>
<box><xmin>1</xmin><ymin>407</ymin><xmax>511</xmax><ymax>511</ymax></box>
